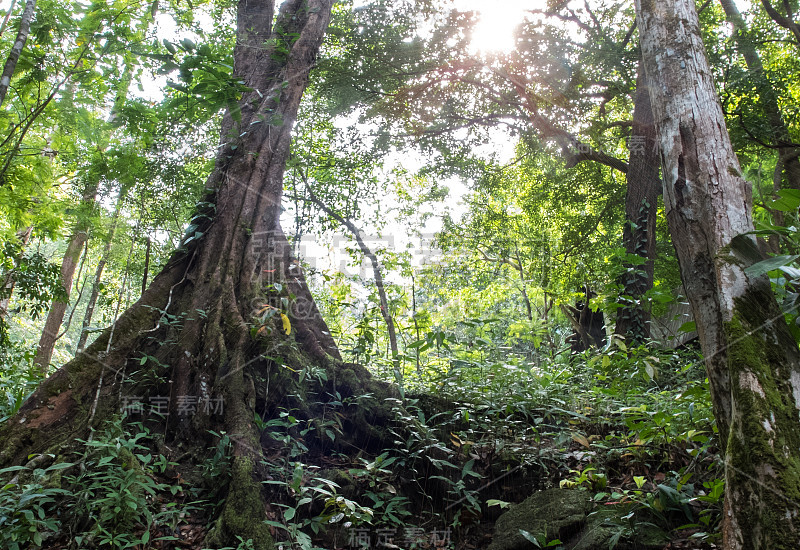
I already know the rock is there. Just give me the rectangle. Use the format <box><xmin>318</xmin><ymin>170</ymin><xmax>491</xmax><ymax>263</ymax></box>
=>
<box><xmin>488</xmin><ymin>488</ymin><xmax>665</xmax><ymax>550</ymax></box>
<box><xmin>489</xmin><ymin>488</ymin><xmax>591</xmax><ymax>550</ymax></box>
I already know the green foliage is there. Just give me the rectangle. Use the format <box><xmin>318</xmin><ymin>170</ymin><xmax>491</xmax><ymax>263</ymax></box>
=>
<box><xmin>201</xmin><ymin>430</ymin><xmax>233</xmax><ymax>486</ymax></box>
<box><xmin>0</xmin><ymin>339</ymin><xmax>41</xmax><ymax>421</ymax></box>
<box><xmin>0</xmin><ymin>461</ymin><xmax>72</xmax><ymax>549</ymax></box>
<box><xmin>63</xmin><ymin>419</ymin><xmax>183</xmax><ymax>548</ymax></box>
<box><xmin>0</xmin><ymin>420</ymin><xmax>186</xmax><ymax>549</ymax></box>
<box><xmin>0</xmin><ymin>246</ymin><xmax>67</xmax><ymax>347</ymax></box>
<box><xmin>263</xmin><ymin>461</ymin><xmax>373</xmax><ymax>550</ymax></box>
<box><xmin>582</xmin><ymin>472</ymin><xmax>723</xmax><ymax>546</ymax></box>
<box><xmin>4</xmin><ymin>0</ymin><xmax>796</xmax><ymax>545</ymax></box>
<box><xmin>519</xmin><ymin>529</ymin><xmax>563</xmax><ymax>548</ymax></box>
<box><xmin>348</xmin><ymin>453</ymin><xmax>412</xmax><ymax>527</ymax></box>
<box><xmin>737</xmin><ymin>212</ymin><xmax>800</xmax><ymax>343</ymax></box>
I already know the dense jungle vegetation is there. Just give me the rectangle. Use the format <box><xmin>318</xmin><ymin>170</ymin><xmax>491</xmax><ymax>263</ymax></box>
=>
<box><xmin>1</xmin><ymin>0</ymin><xmax>800</xmax><ymax>548</ymax></box>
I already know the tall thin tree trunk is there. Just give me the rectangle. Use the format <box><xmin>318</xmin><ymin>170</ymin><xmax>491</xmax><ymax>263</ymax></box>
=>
<box><xmin>33</xmin><ymin>201</ymin><xmax>93</xmax><ymax>372</ymax></box>
<box><xmin>0</xmin><ymin>0</ymin><xmax>20</xmax><ymax>38</ymax></box>
<box><xmin>637</xmin><ymin>0</ymin><xmax>800</xmax><ymax>546</ymax></box>
<box><xmin>75</xmin><ymin>196</ymin><xmax>122</xmax><ymax>354</ymax></box>
<box><xmin>32</xmin><ymin>12</ymin><xmax>151</xmax><ymax>372</ymax></box>
<box><xmin>615</xmin><ymin>61</ymin><xmax>660</xmax><ymax>344</ymax></box>
<box><xmin>141</xmin><ymin>235</ymin><xmax>151</xmax><ymax>296</ymax></box>
<box><xmin>411</xmin><ymin>272</ymin><xmax>421</xmax><ymax>376</ymax></box>
<box><xmin>513</xmin><ymin>245</ymin><xmax>534</xmax><ymax>322</ymax></box>
<box><xmin>0</xmin><ymin>0</ymin><xmax>36</xmax><ymax>107</ymax></box>
<box><xmin>720</xmin><ymin>0</ymin><xmax>800</xmax><ymax>191</ymax></box>
<box><xmin>305</xmin><ymin>191</ymin><xmax>399</xmax><ymax>361</ymax></box>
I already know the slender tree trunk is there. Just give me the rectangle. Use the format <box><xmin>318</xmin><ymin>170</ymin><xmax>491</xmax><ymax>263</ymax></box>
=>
<box><xmin>720</xmin><ymin>0</ymin><xmax>800</xmax><ymax>191</ymax></box>
<box><xmin>0</xmin><ymin>0</ymin><xmax>19</xmax><ymax>38</ymax></box>
<box><xmin>33</xmin><ymin>203</ymin><xmax>93</xmax><ymax>373</ymax></box>
<box><xmin>411</xmin><ymin>272</ymin><xmax>421</xmax><ymax>376</ymax></box>
<box><xmin>305</xmin><ymin>191</ymin><xmax>399</xmax><ymax>361</ymax></box>
<box><xmin>75</xmin><ymin>196</ymin><xmax>123</xmax><ymax>353</ymax></box>
<box><xmin>759</xmin><ymin>0</ymin><xmax>800</xmax><ymax>45</ymax></box>
<box><xmin>1</xmin><ymin>3</ymin><xmax>397</xmax><ymax>547</ymax></box>
<box><xmin>615</xmin><ymin>61</ymin><xmax>660</xmax><ymax>344</ymax></box>
<box><xmin>141</xmin><ymin>235</ymin><xmax>151</xmax><ymax>296</ymax></box>
<box><xmin>32</xmin><ymin>13</ymin><xmax>150</xmax><ymax>372</ymax></box>
<box><xmin>0</xmin><ymin>0</ymin><xmax>36</xmax><ymax>107</ymax></box>
<box><xmin>477</xmin><ymin>246</ymin><xmax>534</xmax><ymax>321</ymax></box>
<box><xmin>514</xmin><ymin>245</ymin><xmax>534</xmax><ymax>322</ymax></box>
<box><xmin>637</xmin><ymin>0</ymin><xmax>800</xmax><ymax>547</ymax></box>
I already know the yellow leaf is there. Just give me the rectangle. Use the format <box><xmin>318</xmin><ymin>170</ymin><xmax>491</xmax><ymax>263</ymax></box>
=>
<box><xmin>572</xmin><ymin>433</ymin><xmax>590</xmax><ymax>448</ymax></box>
<box><xmin>280</xmin><ymin>313</ymin><xmax>291</xmax><ymax>335</ymax></box>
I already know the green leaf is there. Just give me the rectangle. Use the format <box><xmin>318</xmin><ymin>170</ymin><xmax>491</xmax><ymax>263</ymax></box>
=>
<box><xmin>163</xmin><ymin>39</ymin><xmax>177</xmax><ymax>55</ymax></box>
<box><xmin>768</xmin><ymin>189</ymin><xmax>800</xmax><ymax>212</ymax></box>
<box><xmin>745</xmin><ymin>255</ymin><xmax>800</xmax><ymax>277</ymax></box>
<box><xmin>487</xmin><ymin>499</ymin><xmax>510</xmax><ymax>509</ymax></box>
<box><xmin>519</xmin><ymin>529</ymin><xmax>541</xmax><ymax>546</ymax></box>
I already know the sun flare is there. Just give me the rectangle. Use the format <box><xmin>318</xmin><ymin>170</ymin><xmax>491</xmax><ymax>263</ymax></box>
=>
<box><xmin>460</xmin><ymin>0</ymin><xmax>532</xmax><ymax>54</ymax></box>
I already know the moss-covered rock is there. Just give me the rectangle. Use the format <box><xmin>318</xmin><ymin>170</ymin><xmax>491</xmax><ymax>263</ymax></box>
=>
<box><xmin>488</xmin><ymin>488</ymin><xmax>664</xmax><ymax>550</ymax></box>
<box><xmin>488</xmin><ymin>488</ymin><xmax>592</xmax><ymax>550</ymax></box>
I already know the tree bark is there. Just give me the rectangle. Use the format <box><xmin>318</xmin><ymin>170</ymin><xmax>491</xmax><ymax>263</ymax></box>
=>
<box><xmin>614</xmin><ymin>60</ymin><xmax>660</xmax><ymax>344</ymax></box>
<box><xmin>562</xmin><ymin>287</ymin><xmax>606</xmax><ymax>352</ymax></box>
<box><xmin>0</xmin><ymin>0</ymin><xmax>36</xmax><ymax>107</ymax></box>
<box><xmin>720</xmin><ymin>0</ymin><xmax>800</xmax><ymax>191</ymax></box>
<box><xmin>636</xmin><ymin>0</ymin><xmax>800</xmax><ymax>547</ymax></box>
<box><xmin>0</xmin><ymin>2</ymin><xmax>397</xmax><ymax>546</ymax></box>
<box><xmin>33</xmin><ymin>214</ymin><xmax>91</xmax><ymax>373</ymax></box>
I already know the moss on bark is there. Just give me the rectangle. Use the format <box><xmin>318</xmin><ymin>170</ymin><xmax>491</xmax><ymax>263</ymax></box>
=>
<box><xmin>721</xmin><ymin>281</ymin><xmax>800</xmax><ymax>548</ymax></box>
<box><xmin>205</xmin><ymin>456</ymin><xmax>275</xmax><ymax>549</ymax></box>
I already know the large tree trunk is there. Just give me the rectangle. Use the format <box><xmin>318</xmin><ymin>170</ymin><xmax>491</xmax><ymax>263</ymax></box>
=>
<box><xmin>0</xmin><ymin>1</ymin><xmax>396</xmax><ymax>547</ymax></box>
<box><xmin>636</xmin><ymin>0</ymin><xmax>800</xmax><ymax>547</ymax></box>
<box><xmin>614</xmin><ymin>60</ymin><xmax>660</xmax><ymax>344</ymax></box>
